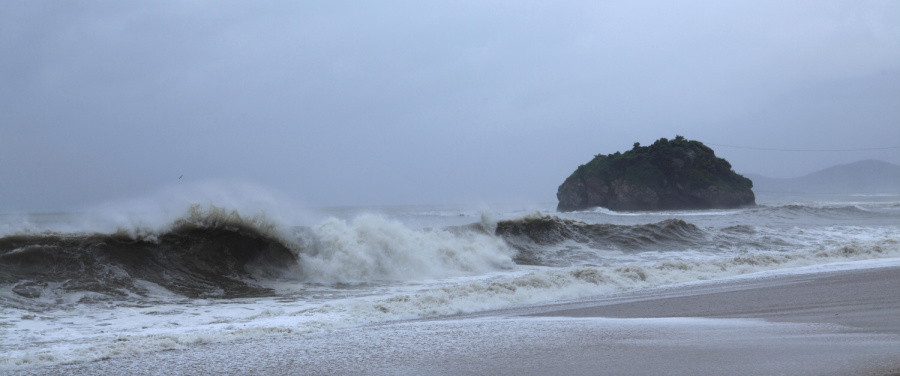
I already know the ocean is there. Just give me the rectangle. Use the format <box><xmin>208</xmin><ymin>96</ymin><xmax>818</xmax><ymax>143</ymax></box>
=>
<box><xmin>2</xmin><ymin>193</ymin><xmax>899</xmax><ymax>370</ymax></box>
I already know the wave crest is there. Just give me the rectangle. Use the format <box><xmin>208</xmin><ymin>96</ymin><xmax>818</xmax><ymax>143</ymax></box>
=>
<box><xmin>0</xmin><ymin>206</ymin><xmax>522</xmax><ymax>307</ymax></box>
<box><xmin>495</xmin><ymin>216</ymin><xmax>705</xmax><ymax>265</ymax></box>
<box><xmin>0</xmin><ymin>205</ymin><xmax>301</xmax><ymax>308</ymax></box>
<box><xmin>297</xmin><ymin>214</ymin><xmax>515</xmax><ymax>283</ymax></box>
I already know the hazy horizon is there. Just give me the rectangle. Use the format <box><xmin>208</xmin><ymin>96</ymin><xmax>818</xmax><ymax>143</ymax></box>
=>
<box><xmin>3</xmin><ymin>1</ymin><xmax>899</xmax><ymax>212</ymax></box>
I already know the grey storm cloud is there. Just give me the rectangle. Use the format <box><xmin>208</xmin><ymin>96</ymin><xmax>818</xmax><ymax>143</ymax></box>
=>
<box><xmin>2</xmin><ymin>1</ymin><xmax>899</xmax><ymax>212</ymax></box>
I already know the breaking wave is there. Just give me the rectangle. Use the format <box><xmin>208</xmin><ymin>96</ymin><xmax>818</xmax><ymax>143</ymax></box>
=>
<box><xmin>297</xmin><ymin>214</ymin><xmax>513</xmax><ymax>284</ymax></box>
<box><xmin>0</xmin><ymin>205</ymin><xmax>301</xmax><ymax>307</ymax></box>
<box><xmin>0</xmin><ymin>205</ymin><xmax>517</xmax><ymax>309</ymax></box>
<box><xmin>3</xmin><ymin>199</ymin><xmax>900</xmax><ymax>370</ymax></box>
<box><xmin>495</xmin><ymin>215</ymin><xmax>706</xmax><ymax>265</ymax></box>
<box><xmin>0</xmin><ymin>209</ymin><xmax>720</xmax><ymax>310</ymax></box>
<box><xmin>3</xmin><ymin>201</ymin><xmax>898</xmax><ymax>312</ymax></box>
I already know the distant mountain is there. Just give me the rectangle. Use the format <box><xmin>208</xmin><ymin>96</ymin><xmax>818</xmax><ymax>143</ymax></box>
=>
<box><xmin>746</xmin><ymin>160</ymin><xmax>900</xmax><ymax>195</ymax></box>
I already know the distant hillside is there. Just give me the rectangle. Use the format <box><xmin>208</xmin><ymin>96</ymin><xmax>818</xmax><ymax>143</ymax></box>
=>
<box><xmin>746</xmin><ymin>160</ymin><xmax>900</xmax><ymax>194</ymax></box>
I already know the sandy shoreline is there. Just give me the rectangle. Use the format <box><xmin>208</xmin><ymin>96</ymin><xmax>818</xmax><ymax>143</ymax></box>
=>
<box><xmin>9</xmin><ymin>265</ymin><xmax>900</xmax><ymax>376</ymax></box>
<box><xmin>532</xmin><ymin>266</ymin><xmax>900</xmax><ymax>334</ymax></box>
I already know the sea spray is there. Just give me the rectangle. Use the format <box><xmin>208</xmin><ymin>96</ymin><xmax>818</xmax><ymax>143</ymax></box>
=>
<box><xmin>3</xmin><ymin>197</ymin><xmax>900</xmax><ymax>370</ymax></box>
<box><xmin>298</xmin><ymin>214</ymin><xmax>515</xmax><ymax>283</ymax></box>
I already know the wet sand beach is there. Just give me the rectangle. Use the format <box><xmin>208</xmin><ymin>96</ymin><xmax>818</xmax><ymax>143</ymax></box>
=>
<box><xmin>10</xmin><ymin>266</ymin><xmax>900</xmax><ymax>376</ymax></box>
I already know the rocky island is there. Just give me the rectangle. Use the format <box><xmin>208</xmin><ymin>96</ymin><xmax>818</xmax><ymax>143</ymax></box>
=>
<box><xmin>557</xmin><ymin>136</ymin><xmax>755</xmax><ymax>212</ymax></box>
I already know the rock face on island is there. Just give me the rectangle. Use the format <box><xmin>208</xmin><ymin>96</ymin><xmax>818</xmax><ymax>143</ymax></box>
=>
<box><xmin>557</xmin><ymin>136</ymin><xmax>755</xmax><ymax>212</ymax></box>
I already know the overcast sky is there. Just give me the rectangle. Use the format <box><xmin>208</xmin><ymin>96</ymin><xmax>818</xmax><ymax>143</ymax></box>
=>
<box><xmin>2</xmin><ymin>1</ymin><xmax>899</xmax><ymax>212</ymax></box>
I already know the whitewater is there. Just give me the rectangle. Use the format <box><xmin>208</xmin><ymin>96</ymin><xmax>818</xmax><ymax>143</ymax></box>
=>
<box><xmin>1</xmin><ymin>192</ymin><xmax>899</xmax><ymax>370</ymax></box>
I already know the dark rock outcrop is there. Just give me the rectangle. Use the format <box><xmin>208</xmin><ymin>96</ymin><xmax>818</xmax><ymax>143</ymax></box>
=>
<box><xmin>557</xmin><ymin>136</ymin><xmax>755</xmax><ymax>212</ymax></box>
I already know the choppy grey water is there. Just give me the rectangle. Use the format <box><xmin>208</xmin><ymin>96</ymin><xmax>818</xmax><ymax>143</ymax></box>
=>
<box><xmin>2</xmin><ymin>193</ymin><xmax>898</xmax><ymax>368</ymax></box>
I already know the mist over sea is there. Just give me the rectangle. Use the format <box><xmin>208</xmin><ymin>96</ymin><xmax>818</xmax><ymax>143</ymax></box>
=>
<box><xmin>2</xmin><ymin>192</ymin><xmax>899</xmax><ymax>369</ymax></box>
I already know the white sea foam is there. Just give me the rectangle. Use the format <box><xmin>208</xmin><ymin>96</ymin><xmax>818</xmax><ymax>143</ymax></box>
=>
<box><xmin>4</xmin><ymin>236</ymin><xmax>898</xmax><ymax>370</ymax></box>
<box><xmin>297</xmin><ymin>214</ymin><xmax>515</xmax><ymax>283</ymax></box>
<box><xmin>339</xmin><ymin>240</ymin><xmax>900</xmax><ymax>321</ymax></box>
<box><xmin>3</xmin><ymin>197</ymin><xmax>900</xmax><ymax>370</ymax></box>
<box><xmin>586</xmin><ymin>206</ymin><xmax>749</xmax><ymax>217</ymax></box>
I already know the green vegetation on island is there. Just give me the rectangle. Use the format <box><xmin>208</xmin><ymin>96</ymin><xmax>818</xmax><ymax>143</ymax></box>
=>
<box><xmin>557</xmin><ymin>136</ymin><xmax>755</xmax><ymax>211</ymax></box>
<box><xmin>571</xmin><ymin>136</ymin><xmax>752</xmax><ymax>191</ymax></box>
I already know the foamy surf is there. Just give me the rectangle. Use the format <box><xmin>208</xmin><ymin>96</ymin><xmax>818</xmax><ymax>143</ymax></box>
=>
<box><xmin>3</xmin><ymin>237</ymin><xmax>898</xmax><ymax>369</ymax></box>
<box><xmin>297</xmin><ymin>214</ymin><xmax>514</xmax><ymax>283</ymax></box>
<box><xmin>2</xmin><ymin>194</ymin><xmax>899</xmax><ymax>370</ymax></box>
